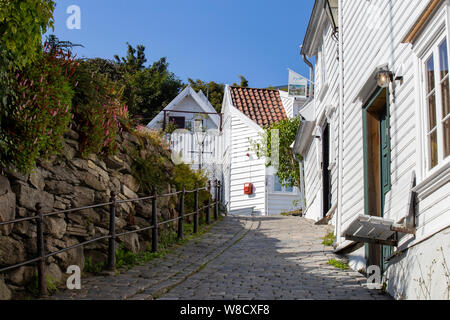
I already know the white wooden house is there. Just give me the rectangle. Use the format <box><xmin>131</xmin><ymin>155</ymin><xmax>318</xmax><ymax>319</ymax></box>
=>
<box><xmin>294</xmin><ymin>0</ymin><xmax>450</xmax><ymax>299</ymax></box>
<box><xmin>221</xmin><ymin>85</ymin><xmax>306</xmax><ymax>216</ymax></box>
<box><xmin>146</xmin><ymin>86</ymin><xmax>223</xmax><ymax>180</ymax></box>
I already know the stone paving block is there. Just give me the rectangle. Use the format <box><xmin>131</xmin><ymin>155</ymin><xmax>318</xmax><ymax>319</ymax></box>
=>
<box><xmin>48</xmin><ymin>216</ymin><xmax>391</xmax><ymax>300</ymax></box>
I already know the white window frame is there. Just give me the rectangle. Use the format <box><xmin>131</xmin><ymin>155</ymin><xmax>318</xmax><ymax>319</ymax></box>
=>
<box><xmin>420</xmin><ymin>33</ymin><xmax>450</xmax><ymax>176</ymax></box>
<box><xmin>272</xmin><ymin>175</ymin><xmax>295</xmax><ymax>194</ymax></box>
<box><xmin>325</xmin><ymin>105</ymin><xmax>337</xmax><ymax>170</ymax></box>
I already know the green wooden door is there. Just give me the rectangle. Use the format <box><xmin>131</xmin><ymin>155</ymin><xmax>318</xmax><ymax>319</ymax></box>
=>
<box><xmin>379</xmin><ymin>103</ymin><xmax>392</xmax><ymax>272</ymax></box>
<box><xmin>362</xmin><ymin>87</ymin><xmax>392</xmax><ymax>272</ymax></box>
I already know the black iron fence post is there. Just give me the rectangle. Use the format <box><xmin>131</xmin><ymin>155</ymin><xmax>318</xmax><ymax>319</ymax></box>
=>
<box><xmin>178</xmin><ymin>186</ymin><xmax>185</xmax><ymax>239</ymax></box>
<box><xmin>218</xmin><ymin>180</ymin><xmax>222</xmax><ymax>215</ymax></box>
<box><xmin>214</xmin><ymin>180</ymin><xmax>219</xmax><ymax>221</ymax></box>
<box><xmin>194</xmin><ymin>184</ymin><xmax>199</xmax><ymax>234</ymax></box>
<box><xmin>108</xmin><ymin>191</ymin><xmax>116</xmax><ymax>271</ymax></box>
<box><xmin>36</xmin><ymin>203</ymin><xmax>47</xmax><ymax>297</ymax></box>
<box><xmin>206</xmin><ymin>181</ymin><xmax>211</xmax><ymax>225</ymax></box>
<box><xmin>152</xmin><ymin>191</ymin><xmax>158</xmax><ymax>253</ymax></box>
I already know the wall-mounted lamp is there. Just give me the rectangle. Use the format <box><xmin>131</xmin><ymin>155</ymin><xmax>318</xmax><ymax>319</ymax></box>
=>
<box><xmin>376</xmin><ymin>69</ymin><xmax>393</xmax><ymax>88</ymax></box>
<box><xmin>375</xmin><ymin>67</ymin><xmax>404</xmax><ymax>88</ymax></box>
<box><xmin>325</xmin><ymin>0</ymin><xmax>339</xmax><ymax>33</ymax></box>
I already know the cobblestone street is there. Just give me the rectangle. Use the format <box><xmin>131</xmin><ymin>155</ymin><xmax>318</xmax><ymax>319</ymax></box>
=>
<box><xmin>50</xmin><ymin>216</ymin><xmax>390</xmax><ymax>300</ymax></box>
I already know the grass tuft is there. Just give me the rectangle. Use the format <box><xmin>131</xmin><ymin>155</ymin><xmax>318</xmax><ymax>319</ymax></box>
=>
<box><xmin>322</xmin><ymin>231</ymin><xmax>336</xmax><ymax>246</ymax></box>
<box><xmin>327</xmin><ymin>258</ymin><xmax>350</xmax><ymax>270</ymax></box>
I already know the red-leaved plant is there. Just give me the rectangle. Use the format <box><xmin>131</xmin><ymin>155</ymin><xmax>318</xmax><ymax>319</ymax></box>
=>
<box><xmin>71</xmin><ymin>61</ymin><xmax>129</xmax><ymax>157</ymax></box>
<box><xmin>4</xmin><ymin>42</ymin><xmax>78</xmax><ymax>172</ymax></box>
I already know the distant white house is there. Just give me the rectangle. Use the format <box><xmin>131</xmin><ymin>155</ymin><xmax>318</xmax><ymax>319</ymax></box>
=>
<box><xmin>294</xmin><ymin>0</ymin><xmax>450</xmax><ymax>300</ymax></box>
<box><xmin>221</xmin><ymin>85</ymin><xmax>307</xmax><ymax>215</ymax></box>
<box><xmin>146</xmin><ymin>86</ymin><xmax>222</xmax><ymax>180</ymax></box>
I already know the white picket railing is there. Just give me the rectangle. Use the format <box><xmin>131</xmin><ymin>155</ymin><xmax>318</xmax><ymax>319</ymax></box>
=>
<box><xmin>165</xmin><ymin>131</ymin><xmax>223</xmax><ymax>179</ymax></box>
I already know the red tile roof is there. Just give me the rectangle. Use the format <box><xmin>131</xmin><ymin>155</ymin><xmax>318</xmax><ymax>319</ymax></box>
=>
<box><xmin>229</xmin><ymin>86</ymin><xmax>287</xmax><ymax>127</ymax></box>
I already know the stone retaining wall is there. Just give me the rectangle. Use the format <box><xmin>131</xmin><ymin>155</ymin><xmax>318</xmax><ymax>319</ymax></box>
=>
<box><xmin>0</xmin><ymin>127</ymin><xmax>180</xmax><ymax>299</ymax></box>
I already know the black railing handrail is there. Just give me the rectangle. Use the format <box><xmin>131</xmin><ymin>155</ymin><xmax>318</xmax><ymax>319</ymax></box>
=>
<box><xmin>0</xmin><ymin>187</ymin><xmax>209</xmax><ymax>226</ymax></box>
<box><xmin>0</xmin><ymin>179</ymin><xmax>222</xmax><ymax>297</ymax></box>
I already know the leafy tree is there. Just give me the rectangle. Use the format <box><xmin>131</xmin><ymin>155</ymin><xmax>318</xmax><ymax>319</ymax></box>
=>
<box><xmin>114</xmin><ymin>42</ymin><xmax>147</xmax><ymax>73</ymax></box>
<box><xmin>110</xmin><ymin>44</ymin><xmax>183</xmax><ymax>122</ymax></box>
<box><xmin>84</xmin><ymin>57</ymin><xmax>125</xmax><ymax>82</ymax></box>
<box><xmin>46</xmin><ymin>34</ymin><xmax>84</xmax><ymax>54</ymax></box>
<box><xmin>232</xmin><ymin>75</ymin><xmax>249</xmax><ymax>88</ymax></box>
<box><xmin>252</xmin><ymin>116</ymin><xmax>302</xmax><ymax>189</ymax></box>
<box><xmin>186</xmin><ymin>78</ymin><xmax>225</xmax><ymax>113</ymax></box>
<box><xmin>123</xmin><ymin>57</ymin><xmax>183</xmax><ymax>121</ymax></box>
<box><xmin>0</xmin><ymin>0</ymin><xmax>55</xmax><ymax>69</ymax></box>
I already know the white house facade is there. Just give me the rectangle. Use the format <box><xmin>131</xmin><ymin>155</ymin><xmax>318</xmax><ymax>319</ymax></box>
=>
<box><xmin>295</xmin><ymin>0</ymin><xmax>450</xmax><ymax>300</ymax></box>
<box><xmin>221</xmin><ymin>85</ymin><xmax>306</xmax><ymax>216</ymax></box>
<box><xmin>146</xmin><ymin>86</ymin><xmax>223</xmax><ymax>180</ymax></box>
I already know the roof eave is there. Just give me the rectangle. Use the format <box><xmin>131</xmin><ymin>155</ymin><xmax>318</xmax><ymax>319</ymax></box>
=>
<box><xmin>301</xmin><ymin>0</ymin><xmax>328</xmax><ymax>58</ymax></box>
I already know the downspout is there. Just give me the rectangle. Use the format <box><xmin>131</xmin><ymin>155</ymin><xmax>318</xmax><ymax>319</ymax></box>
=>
<box><xmin>301</xmin><ymin>45</ymin><xmax>314</xmax><ymax>98</ymax></box>
<box><xmin>336</xmin><ymin>0</ymin><xmax>344</xmax><ymax>245</ymax></box>
<box><xmin>293</xmin><ymin>152</ymin><xmax>306</xmax><ymax>214</ymax></box>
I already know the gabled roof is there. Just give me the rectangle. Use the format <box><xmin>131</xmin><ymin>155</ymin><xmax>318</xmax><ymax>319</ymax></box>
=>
<box><xmin>146</xmin><ymin>86</ymin><xmax>219</xmax><ymax>128</ymax></box>
<box><xmin>228</xmin><ymin>86</ymin><xmax>287</xmax><ymax>128</ymax></box>
<box><xmin>301</xmin><ymin>0</ymin><xmax>329</xmax><ymax>57</ymax></box>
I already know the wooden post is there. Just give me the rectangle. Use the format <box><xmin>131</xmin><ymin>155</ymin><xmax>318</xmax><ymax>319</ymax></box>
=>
<box><xmin>36</xmin><ymin>203</ymin><xmax>47</xmax><ymax>297</ymax></box>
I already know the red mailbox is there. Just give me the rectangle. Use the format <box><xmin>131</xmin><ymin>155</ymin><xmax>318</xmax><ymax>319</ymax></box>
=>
<box><xmin>244</xmin><ymin>183</ymin><xmax>253</xmax><ymax>195</ymax></box>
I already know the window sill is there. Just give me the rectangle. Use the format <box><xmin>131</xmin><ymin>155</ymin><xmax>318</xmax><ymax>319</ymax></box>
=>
<box><xmin>413</xmin><ymin>160</ymin><xmax>450</xmax><ymax>200</ymax></box>
<box><xmin>269</xmin><ymin>191</ymin><xmax>298</xmax><ymax>195</ymax></box>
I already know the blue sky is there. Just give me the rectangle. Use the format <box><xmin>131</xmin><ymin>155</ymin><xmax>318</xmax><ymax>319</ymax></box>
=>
<box><xmin>48</xmin><ymin>0</ymin><xmax>315</xmax><ymax>88</ymax></box>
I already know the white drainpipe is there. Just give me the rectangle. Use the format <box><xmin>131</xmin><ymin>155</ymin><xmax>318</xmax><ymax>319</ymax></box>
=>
<box><xmin>336</xmin><ymin>0</ymin><xmax>345</xmax><ymax>244</ymax></box>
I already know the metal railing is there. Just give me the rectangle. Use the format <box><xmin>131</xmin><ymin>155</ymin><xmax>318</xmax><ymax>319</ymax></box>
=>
<box><xmin>0</xmin><ymin>179</ymin><xmax>222</xmax><ymax>297</ymax></box>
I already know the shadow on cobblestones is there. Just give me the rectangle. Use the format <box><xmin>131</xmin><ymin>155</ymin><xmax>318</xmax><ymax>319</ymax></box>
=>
<box><xmin>49</xmin><ymin>216</ymin><xmax>392</xmax><ymax>300</ymax></box>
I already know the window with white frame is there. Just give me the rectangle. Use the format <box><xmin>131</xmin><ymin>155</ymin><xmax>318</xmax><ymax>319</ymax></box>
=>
<box><xmin>273</xmin><ymin>175</ymin><xmax>294</xmax><ymax>193</ymax></box>
<box><xmin>316</xmin><ymin>45</ymin><xmax>326</xmax><ymax>95</ymax></box>
<box><xmin>422</xmin><ymin>35</ymin><xmax>450</xmax><ymax>170</ymax></box>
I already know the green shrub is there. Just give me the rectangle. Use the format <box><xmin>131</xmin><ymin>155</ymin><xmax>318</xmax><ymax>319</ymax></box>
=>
<box><xmin>71</xmin><ymin>61</ymin><xmax>129</xmax><ymax>158</ymax></box>
<box><xmin>171</xmin><ymin>163</ymin><xmax>210</xmax><ymax>214</ymax></box>
<box><xmin>130</xmin><ymin>147</ymin><xmax>173</xmax><ymax>194</ymax></box>
<box><xmin>84</xmin><ymin>256</ymin><xmax>105</xmax><ymax>274</ymax></box>
<box><xmin>0</xmin><ymin>44</ymin><xmax>77</xmax><ymax>173</ymax></box>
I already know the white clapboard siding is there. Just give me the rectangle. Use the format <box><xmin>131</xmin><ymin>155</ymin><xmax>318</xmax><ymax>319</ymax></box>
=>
<box><xmin>339</xmin><ymin>0</ymin><xmax>450</xmax><ymax>247</ymax></box>
<box><xmin>280</xmin><ymin>93</ymin><xmax>294</xmax><ymax>118</ymax></box>
<box><xmin>227</xmin><ymin>112</ymin><xmax>266</xmax><ymax>215</ymax></box>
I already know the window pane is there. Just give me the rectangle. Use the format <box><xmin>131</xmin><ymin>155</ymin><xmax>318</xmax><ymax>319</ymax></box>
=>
<box><xmin>442</xmin><ymin>77</ymin><xmax>450</xmax><ymax>118</ymax></box>
<box><xmin>444</xmin><ymin>118</ymin><xmax>450</xmax><ymax>157</ymax></box>
<box><xmin>274</xmin><ymin>176</ymin><xmax>282</xmax><ymax>192</ymax></box>
<box><xmin>439</xmin><ymin>39</ymin><xmax>449</xmax><ymax>80</ymax></box>
<box><xmin>285</xmin><ymin>185</ymin><xmax>293</xmax><ymax>192</ymax></box>
<box><xmin>426</xmin><ymin>55</ymin><xmax>435</xmax><ymax>93</ymax></box>
<box><xmin>429</xmin><ymin>130</ymin><xmax>438</xmax><ymax>169</ymax></box>
<box><xmin>428</xmin><ymin>93</ymin><xmax>437</xmax><ymax>129</ymax></box>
